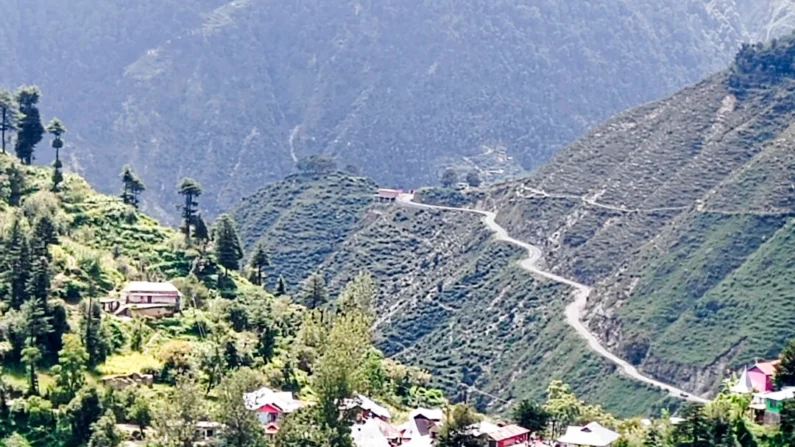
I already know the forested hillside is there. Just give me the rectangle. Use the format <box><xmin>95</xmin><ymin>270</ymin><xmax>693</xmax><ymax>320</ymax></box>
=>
<box><xmin>2</xmin><ymin>0</ymin><xmax>792</xmax><ymax>220</ymax></box>
<box><xmin>0</xmin><ymin>152</ymin><xmax>450</xmax><ymax>446</ymax></box>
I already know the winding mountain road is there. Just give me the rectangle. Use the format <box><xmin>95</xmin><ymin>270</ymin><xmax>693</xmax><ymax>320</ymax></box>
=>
<box><xmin>396</xmin><ymin>193</ymin><xmax>708</xmax><ymax>403</ymax></box>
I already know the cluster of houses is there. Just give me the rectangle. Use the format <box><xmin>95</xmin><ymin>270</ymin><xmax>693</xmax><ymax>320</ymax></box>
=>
<box><xmin>238</xmin><ymin>385</ymin><xmax>619</xmax><ymax>447</ymax></box>
<box><xmin>730</xmin><ymin>360</ymin><xmax>794</xmax><ymax>425</ymax></box>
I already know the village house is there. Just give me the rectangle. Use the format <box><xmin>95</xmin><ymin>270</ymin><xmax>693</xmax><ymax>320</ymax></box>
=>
<box><xmin>194</xmin><ymin>421</ymin><xmax>224</xmax><ymax>446</ymax></box>
<box><xmin>398</xmin><ymin>408</ymin><xmax>444</xmax><ymax>447</ymax></box>
<box><xmin>243</xmin><ymin>386</ymin><xmax>307</xmax><ymax>433</ymax></box>
<box><xmin>352</xmin><ymin>417</ymin><xmax>403</xmax><ymax>447</ymax></box>
<box><xmin>747</xmin><ymin>360</ymin><xmax>779</xmax><ymax>393</ymax></box>
<box><xmin>557</xmin><ymin>422</ymin><xmax>620</xmax><ymax>447</ymax></box>
<box><xmin>481</xmin><ymin>424</ymin><xmax>531</xmax><ymax>447</ymax></box>
<box><xmin>343</xmin><ymin>394</ymin><xmax>392</xmax><ymax>422</ymax></box>
<box><xmin>103</xmin><ymin>281</ymin><xmax>182</xmax><ymax>319</ymax></box>
<box><xmin>751</xmin><ymin>387</ymin><xmax>795</xmax><ymax>425</ymax></box>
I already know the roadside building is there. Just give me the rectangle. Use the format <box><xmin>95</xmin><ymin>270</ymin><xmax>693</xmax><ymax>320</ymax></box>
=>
<box><xmin>375</xmin><ymin>188</ymin><xmax>403</xmax><ymax>202</ymax></box>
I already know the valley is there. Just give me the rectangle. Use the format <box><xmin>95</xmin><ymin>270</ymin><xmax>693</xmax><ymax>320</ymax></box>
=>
<box><xmin>3</xmin><ymin>2</ymin><xmax>795</xmax><ymax>446</ymax></box>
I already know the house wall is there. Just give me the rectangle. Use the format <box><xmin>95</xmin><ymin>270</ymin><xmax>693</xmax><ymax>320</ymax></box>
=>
<box><xmin>496</xmin><ymin>433</ymin><xmax>528</xmax><ymax>447</ymax></box>
<box><xmin>125</xmin><ymin>292</ymin><xmax>180</xmax><ymax>304</ymax></box>
<box><xmin>131</xmin><ymin>306</ymin><xmax>175</xmax><ymax>318</ymax></box>
<box><xmin>748</xmin><ymin>369</ymin><xmax>772</xmax><ymax>392</ymax></box>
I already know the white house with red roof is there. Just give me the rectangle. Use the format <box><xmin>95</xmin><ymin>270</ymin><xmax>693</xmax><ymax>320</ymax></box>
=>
<box><xmin>243</xmin><ymin>386</ymin><xmax>307</xmax><ymax>432</ymax></box>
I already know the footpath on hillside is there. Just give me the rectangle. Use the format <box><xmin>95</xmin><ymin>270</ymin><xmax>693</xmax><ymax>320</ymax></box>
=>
<box><xmin>396</xmin><ymin>193</ymin><xmax>708</xmax><ymax>404</ymax></box>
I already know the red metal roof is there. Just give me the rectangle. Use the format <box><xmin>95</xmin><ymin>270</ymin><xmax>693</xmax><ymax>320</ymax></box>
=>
<box><xmin>487</xmin><ymin>424</ymin><xmax>530</xmax><ymax>441</ymax></box>
<box><xmin>751</xmin><ymin>360</ymin><xmax>779</xmax><ymax>376</ymax></box>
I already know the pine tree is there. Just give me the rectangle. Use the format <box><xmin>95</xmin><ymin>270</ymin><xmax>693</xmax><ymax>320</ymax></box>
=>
<box><xmin>177</xmin><ymin>178</ymin><xmax>202</xmax><ymax>239</ymax></box>
<box><xmin>0</xmin><ymin>89</ymin><xmax>15</xmax><ymax>155</ymax></box>
<box><xmin>120</xmin><ymin>165</ymin><xmax>135</xmax><ymax>205</ymax></box>
<box><xmin>248</xmin><ymin>241</ymin><xmax>270</xmax><ymax>287</ymax></box>
<box><xmin>6</xmin><ymin>217</ymin><xmax>31</xmax><ymax>309</ymax></box>
<box><xmin>120</xmin><ymin>165</ymin><xmax>145</xmax><ymax>208</ymax></box>
<box><xmin>131</xmin><ymin>176</ymin><xmax>145</xmax><ymax>209</ymax></box>
<box><xmin>31</xmin><ymin>215</ymin><xmax>57</xmax><ymax>259</ymax></box>
<box><xmin>303</xmin><ymin>273</ymin><xmax>327</xmax><ymax>310</ymax></box>
<box><xmin>21</xmin><ymin>340</ymin><xmax>42</xmax><ymax>396</ymax></box>
<box><xmin>212</xmin><ymin>214</ymin><xmax>243</xmax><ymax>277</ymax></box>
<box><xmin>193</xmin><ymin>214</ymin><xmax>210</xmax><ymax>250</ymax></box>
<box><xmin>13</xmin><ymin>86</ymin><xmax>44</xmax><ymax>165</ymax></box>
<box><xmin>20</xmin><ymin>296</ymin><xmax>52</xmax><ymax>396</ymax></box>
<box><xmin>45</xmin><ymin>118</ymin><xmax>66</xmax><ymax>191</ymax></box>
<box><xmin>81</xmin><ymin>299</ymin><xmax>107</xmax><ymax>367</ymax></box>
<box><xmin>276</xmin><ymin>275</ymin><xmax>287</xmax><ymax>296</ymax></box>
<box><xmin>27</xmin><ymin>256</ymin><xmax>51</xmax><ymax>310</ymax></box>
<box><xmin>5</xmin><ymin>163</ymin><xmax>26</xmax><ymax>206</ymax></box>
<box><xmin>51</xmin><ymin>159</ymin><xmax>64</xmax><ymax>192</ymax></box>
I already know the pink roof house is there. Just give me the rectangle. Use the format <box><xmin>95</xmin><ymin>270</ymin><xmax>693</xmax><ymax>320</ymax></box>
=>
<box><xmin>748</xmin><ymin>361</ymin><xmax>779</xmax><ymax>392</ymax></box>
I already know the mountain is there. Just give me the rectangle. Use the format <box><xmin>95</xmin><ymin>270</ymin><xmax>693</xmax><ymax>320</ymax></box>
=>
<box><xmin>231</xmin><ymin>36</ymin><xmax>795</xmax><ymax>415</ymax></box>
<box><xmin>2</xmin><ymin>0</ymin><xmax>793</xmax><ymax>221</ymax></box>
<box><xmin>490</xmin><ymin>36</ymin><xmax>795</xmax><ymax>397</ymax></box>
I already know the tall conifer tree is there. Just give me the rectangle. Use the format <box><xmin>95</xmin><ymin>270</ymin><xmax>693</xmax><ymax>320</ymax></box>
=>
<box><xmin>212</xmin><ymin>214</ymin><xmax>243</xmax><ymax>277</ymax></box>
<box><xmin>6</xmin><ymin>216</ymin><xmax>31</xmax><ymax>309</ymax></box>
<box><xmin>177</xmin><ymin>178</ymin><xmax>202</xmax><ymax>239</ymax></box>
<box><xmin>0</xmin><ymin>89</ymin><xmax>15</xmax><ymax>155</ymax></box>
<box><xmin>248</xmin><ymin>242</ymin><xmax>270</xmax><ymax>287</ymax></box>
<box><xmin>13</xmin><ymin>86</ymin><xmax>44</xmax><ymax>165</ymax></box>
<box><xmin>45</xmin><ymin>118</ymin><xmax>66</xmax><ymax>191</ymax></box>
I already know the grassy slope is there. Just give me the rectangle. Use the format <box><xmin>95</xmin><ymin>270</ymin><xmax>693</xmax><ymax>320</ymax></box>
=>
<box><xmin>489</xmin><ymin>49</ymin><xmax>795</xmax><ymax>396</ymax></box>
<box><xmin>230</xmin><ymin>171</ymin><xmax>377</xmax><ymax>290</ymax></box>
<box><xmin>0</xmin><ymin>152</ymin><xmax>275</xmax><ymax>383</ymax></box>
<box><xmin>0</xmin><ymin>153</ymin><xmax>189</xmax><ymax>299</ymax></box>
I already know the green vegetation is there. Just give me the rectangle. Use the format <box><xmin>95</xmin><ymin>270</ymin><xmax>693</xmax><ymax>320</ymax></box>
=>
<box><xmin>486</xmin><ymin>38</ymin><xmax>795</xmax><ymax>399</ymax></box>
<box><xmin>0</xmin><ymin>150</ymin><xmax>442</xmax><ymax>446</ymax></box>
<box><xmin>230</xmin><ymin>171</ymin><xmax>377</xmax><ymax>291</ymax></box>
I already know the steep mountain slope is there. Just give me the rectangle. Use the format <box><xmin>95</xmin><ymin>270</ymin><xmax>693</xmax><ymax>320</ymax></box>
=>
<box><xmin>2</xmin><ymin>0</ymin><xmax>788</xmax><ymax>220</ymax></box>
<box><xmin>230</xmin><ymin>171</ymin><xmax>377</xmax><ymax>291</ymax></box>
<box><xmin>231</xmin><ymin>37</ymin><xmax>795</xmax><ymax>415</ymax></box>
<box><xmin>232</xmin><ymin>173</ymin><xmax>679</xmax><ymax>417</ymax></box>
<box><xmin>490</xmin><ymin>37</ymin><xmax>795</xmax><ymax>397</ymax></box>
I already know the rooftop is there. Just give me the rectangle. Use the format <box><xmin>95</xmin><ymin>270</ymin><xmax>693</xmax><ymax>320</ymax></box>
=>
<box><xmin>487</xmin><ymin>424</ymin><xmax>530</xmax><ymax>442</ymax></box>
<box><xmin>342</xmin><ymin>394</ymin><xmax>391</xmax><ymax>420</ymax></box>
<box><xmin>557</xmin><ymin>422</ymin><xmax>619</xmax><ymax>447</ymax></box>
<box><xmin>750</xmin><ymin>360</ymin><xmax>779</xmax><ymax>376</ymax></box>
<box><xmin>121</xmin><ymin>281</ymin><xmax>181</xmax><ymax>294</ymax></box>
<box><xmin>243</xmin><ymin>387</ymin><xmax>305</xmax><ymax>413</ymax></box>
